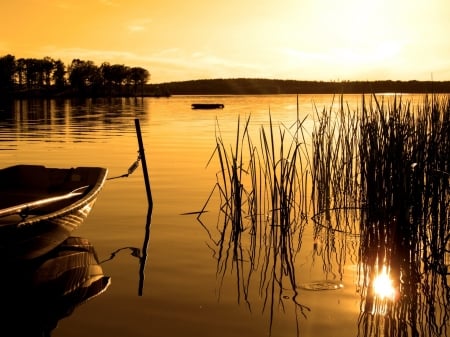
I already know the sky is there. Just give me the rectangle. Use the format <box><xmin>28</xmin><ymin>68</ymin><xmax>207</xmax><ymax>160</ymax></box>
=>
<box><xmin>1</xmin><ymin>0</ymin><xmax>450</xmax><ymax>83</ymax></box>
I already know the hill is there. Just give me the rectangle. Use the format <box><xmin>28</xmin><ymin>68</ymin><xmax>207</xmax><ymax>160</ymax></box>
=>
<box><xmin>148</xmin><ymin>78</ymin><xmax>450</xmax><ymax>95</ymax></box>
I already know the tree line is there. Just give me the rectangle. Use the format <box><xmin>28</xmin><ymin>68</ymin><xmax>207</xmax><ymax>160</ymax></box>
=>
<box><xmin>0</xmin><ymin>54</ymin><xmax>151</xmax><ymax>98</ymax></box>
<box><xmin>158</xmin><ymin>78</ymin><xmax>450</xmax><ymax>95</ymax></box>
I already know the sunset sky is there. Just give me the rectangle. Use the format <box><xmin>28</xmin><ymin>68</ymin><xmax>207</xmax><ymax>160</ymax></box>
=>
<box><xmin>1</xmin><ymin>0</ymin><xmax>449</xmax><ymax>83</ymax></box>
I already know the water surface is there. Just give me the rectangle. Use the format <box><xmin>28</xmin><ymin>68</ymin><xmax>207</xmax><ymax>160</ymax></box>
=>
<box><xmin>0</xmin><ymin>94</ymin><xmax>436</xmax><ymax>337</ymax></box>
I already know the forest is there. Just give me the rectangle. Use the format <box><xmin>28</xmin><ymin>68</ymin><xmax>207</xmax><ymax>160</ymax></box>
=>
<box><xmin>2</xmin><ymin>54</ymin><xmax>450</xmax><ymax>98</ymax></box>
<box><xmin>154</xmin><ymin>78</ymin><xmax>450</xmax><ymax>95</ymax></box>
<box><xmin>0</xmin><ymin>54</ymin><xmax>151</xmax><ymax>98</ymax></box>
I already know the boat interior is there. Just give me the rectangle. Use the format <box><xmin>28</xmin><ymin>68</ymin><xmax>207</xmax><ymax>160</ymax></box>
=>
<box><xmin>0</xmin><ymin>165</ymin><xmax>105</xmax><ymax>219</ymax></box>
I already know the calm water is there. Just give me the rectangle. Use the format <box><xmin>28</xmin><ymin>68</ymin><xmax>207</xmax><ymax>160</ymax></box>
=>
<box><xmin>0</xmin><ymin>94</ymin><xmax>440</xmax><ymax>337</ymax></box>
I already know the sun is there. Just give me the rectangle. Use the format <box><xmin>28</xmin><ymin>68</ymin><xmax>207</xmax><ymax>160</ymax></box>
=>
<box><xmin>301</xmin><ymin>0</ymin><xmax>405</xmax><ymax>70</ymax></box>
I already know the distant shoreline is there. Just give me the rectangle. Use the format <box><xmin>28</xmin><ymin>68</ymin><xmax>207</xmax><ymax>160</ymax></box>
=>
<box><xmin>149</xmin><ymin>78</ymin><xmax>450</xmax><ymax>96</ymax></box>
<box><xmin>3</xmin><ymin>78</ymin><xmax>450</xmax><ymax>99</ymax></box>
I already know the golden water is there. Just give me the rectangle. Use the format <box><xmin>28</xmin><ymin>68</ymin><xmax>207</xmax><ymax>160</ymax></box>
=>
<box><xmin>0</xmin><ymin>94</ymin><xmax>434</xmax><ymax>337</ymax></box>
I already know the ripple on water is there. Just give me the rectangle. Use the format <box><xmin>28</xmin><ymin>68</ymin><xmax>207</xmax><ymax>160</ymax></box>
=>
<box><xmin>297</xmin><ymin>280</ymin><xmax>344</xmax><ymax>291</ymax></box>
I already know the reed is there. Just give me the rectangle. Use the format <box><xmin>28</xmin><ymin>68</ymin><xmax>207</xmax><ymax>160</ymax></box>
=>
<box><xmin>311</xmin><ymin>95</ymin><xmax>360</xmax><ymax>235</ymax></box>
<box><xmin>199</xmin><ymin>93</ymin><xmax>449</xmax><ymax>336</ymax></box>
<box><xmin>202</xmin><ymin>106</ymin><xmax>311</xmax><ymax>334</ymax></box>
<box><xmin>355</xmin><ymin>95</ymin><xmax>448</xmax><ymax>336</ymax></box>
<box><xmin>310</xmin><ymin>93</ymin><xmax>449</xmax><ymax>336</ymax></box>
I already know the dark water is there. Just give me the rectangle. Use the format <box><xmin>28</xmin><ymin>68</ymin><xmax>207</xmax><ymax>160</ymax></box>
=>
<box><xmin>0</xmin><ymin>94</ymin><xmax>446</xmax><ymax>337</ymax></box>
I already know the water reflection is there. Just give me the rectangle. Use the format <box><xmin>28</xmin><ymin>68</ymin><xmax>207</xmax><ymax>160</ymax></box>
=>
<box><xmin>309</xmin><ymin>94</ymin><xmax>450</xmax><ymax>337</ymax></box>
<box><xmin>357</xmin><ymin>214</ymin><xmax>450</xmax><ymax>337</ymax></box>
<box><xmin>199</xmin><ymin>94</ymin><xmax>450</xmax><ymax>337</ymax></box>
<box><xmin>100</xmin><ymin>205</ymin><xmax>153</xmax><ymax>296</ymax></box>
<box><xmin>311</xmin><ymin>207</ymin><xmax>360</xmax><ymax>283</ymax></box>
<box><xmin>198</xmin><ymin>115</ymin><xmax>313</xmax><ymax>335</ymax></box>
<box><xmin>355</xmin><ymin>95</ymin><xmax>450</xmax><ymax>337</ymax></box>
<box><xmin>0</xmin><ymin>236</ymin><xmax>110</xmax><ymax>336</ymax></box>
<box><xmin>309</xmin><ymin>199</ymin><xmax>450</xmax><ymax>337</ymax></box>
<box><xmin>197</xmin><ymin>196</ymin><xmax>310</xmax><ymax>335</ymax></box>
<box><xmin>0</xmin><ymin>98</ymin><xmax>148</xmax><ymax>144</ymax></box>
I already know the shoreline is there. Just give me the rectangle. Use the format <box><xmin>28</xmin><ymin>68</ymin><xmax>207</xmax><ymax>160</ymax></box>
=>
<box><xmin>2</xmin><ymin>78</ymin><xmax>450</xmax><ymax>100</ymax></box>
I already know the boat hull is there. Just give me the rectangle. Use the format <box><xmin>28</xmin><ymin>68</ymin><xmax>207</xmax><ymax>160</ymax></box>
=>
<box><xmin>0</xmin><ymin>165</ymin><xmax>108</xmax><ymax>260</ymax></box>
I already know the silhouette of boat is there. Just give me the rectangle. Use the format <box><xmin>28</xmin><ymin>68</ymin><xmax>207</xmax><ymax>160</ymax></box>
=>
<box><xmin>0</xmin><ymin>236</ymin><xmax>111</xmax><ymax>336</ymax></box>
<box><xmin>0</xmin><ymin>165</ymin><xmax>108</xmax><ymax>259</ymax></box>
<box><xmin>191</xmin><ymin>103</ymin><xmax>224</xmax><ymax>109</ymax></box>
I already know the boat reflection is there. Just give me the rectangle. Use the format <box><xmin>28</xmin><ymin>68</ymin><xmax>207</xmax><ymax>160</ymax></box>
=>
<box><xmin>0</xmin><ymin>236</ymin><xmax>111</xmax><ymax>336</ymax></box>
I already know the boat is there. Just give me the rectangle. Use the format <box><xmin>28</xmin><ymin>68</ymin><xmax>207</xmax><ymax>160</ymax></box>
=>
<box><xmin>0</xmin><ymin>236</ymin><xmax>111</xmax><ymax>335</ymax></box>
<box><xmin>0</xmin><ymin>164</ymin><xmax>108</xmax><ymax>260</ymax></box>
<box><xmin>191</xmin><ymin>103</ymin><xmax>224</xmax><ymax>109</ymax></box>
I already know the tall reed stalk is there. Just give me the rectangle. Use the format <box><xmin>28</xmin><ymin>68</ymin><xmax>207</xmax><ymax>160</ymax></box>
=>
<box><xmin>315</xmin><ymin>94</ymin><xmax>450</xmax><ymax>337</ymax></box>
<box><xmin>202</xmin><ymin>108</ymin><xmax>311</xmax><ymax>335</ymax></box>
<box><xmin>311</xmin><ymin>93</ymin><xmax>449</xmax><ymax>336</ymax></box>
<box><xmin>200</xmin><ymin>93</ymin><xmax>449</xmax><ymax>337</ymax></box>
<box><xmin>311</xmin><ymin>95</ymin><xmax>360</xmax><ymax>233</ymax></box>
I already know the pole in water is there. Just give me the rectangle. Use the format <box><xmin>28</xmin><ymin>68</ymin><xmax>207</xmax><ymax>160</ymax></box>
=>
<box><xmin>134</xmin><ymin>118</ymin><xmax>153</xmax><ymax>296</ymax></box>
<box><xmin>138</xmin><ymin>206</ymin><xmax>152</xmax><ymax>296</ymax></box>
<box><xmin>134</xmin><ymin>118</ymin><xmax>153</xmax><ymax>206</ymax></box>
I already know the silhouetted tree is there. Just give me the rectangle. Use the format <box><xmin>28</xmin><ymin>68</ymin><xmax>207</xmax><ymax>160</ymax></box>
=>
<box><xmin>100</xmin><ymin>63</ymin><xmax>132</xmax><ymax>96</ymax></box>
<box><xmin>53</xmin><ymin>59</ymin><xmax>66</xmax><ymax>89</ymax></box>
<box><xmin>24</xmin><ymin>58</ymin><xmax>41</xmax><ymax>89</ymax></box>
<box><xmin>15</xmin><ymin>58</ymin><xmax>26</xmax><ymax>89</ymax></box>
<box><xmin>100</xmin><ymin>62</ymin><xmax>114</xmax><ymax>95</ymax></box>
<box><xmin>0</xmin><ymin>54</ymin><xmax>16</xmax><ymax>91</ymax></box>
<box><xmin>110</xmin><ymin>64</ymin><xmax>129</xmax><ymax>95</ymax></box>
<box><xmin>129</xmin><ymin>67</ymin><xmax>150</xmax><ymax>96</ymax></box>
<box><xmin>41</xmin><ymin>56</ymin><xmax>54</xmax><ymax>87</ymax></box>
<box><xmin>68</xmin><ymin>59</ymin><xmax>99</xmax><ymax>95</ymax></box>
<box><xmin>1</xmin><ymin>54</ymin><xmax>153</xmax><ymax>98</ymax></box>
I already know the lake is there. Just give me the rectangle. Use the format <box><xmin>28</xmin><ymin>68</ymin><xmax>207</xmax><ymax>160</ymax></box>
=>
<box><xmin>0</xmin><ymin>94</ymin><xmax>447</xmax><ymax>337</ymax></box>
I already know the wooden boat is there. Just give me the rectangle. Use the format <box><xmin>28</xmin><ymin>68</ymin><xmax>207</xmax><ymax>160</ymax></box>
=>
<box><xmin>0</xmin><ymin>236</ymin><xmax>110</xmax><ymax>335</ymax></box>
<box><xmin>0</xmin><ymin>164</ymin><xmax>108</xmax><ymax>260</ymax></box>
<box><xmin>191</xmin><ymin>103</ymin><xmax>224</xmax><ymax>109</ymax></box>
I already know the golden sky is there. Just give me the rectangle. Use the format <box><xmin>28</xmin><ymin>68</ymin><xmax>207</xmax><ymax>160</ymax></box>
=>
<box><xmin>1</xmin><ymin>0</ymin><xmax>450</xmax><ymax>83</ymax></box>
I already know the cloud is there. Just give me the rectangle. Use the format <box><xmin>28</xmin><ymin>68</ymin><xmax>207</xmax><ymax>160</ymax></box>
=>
<box><xmin>35</xmin><ymin>43</ymin><xmax>446</xmax><ymax>83</ymax></box>
<box><xmin>128</xmin><ymin>25</ymin><xmax>145</xmax><ymax>32</ymax></box>
<box><xmin>148</xmin><ymin>49</ymin><xmax>263</xmax><ymax>80</ymax></box>
<box><xmin>126</xmin><ymin>18</ymin><xmax>152</xmax><ymax>32</ymax></box>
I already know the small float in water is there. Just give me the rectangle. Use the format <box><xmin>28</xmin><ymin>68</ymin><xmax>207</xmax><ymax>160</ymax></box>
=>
<box><xmin>191</xmin><ymin>103</ymin><xmax>224</xmax><ymax>110</ymax></box>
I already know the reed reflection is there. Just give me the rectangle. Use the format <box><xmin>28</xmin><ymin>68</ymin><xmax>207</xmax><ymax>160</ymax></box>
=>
<box><xmin>313</xmin><ymin>94</ymin><xmax>450</xmax><ymax>337</ymax></box>
<box><xmin>311</xmin><ymin>207</ymin><xmax>360</xmax><ymax>285</ymax></box>
<box><xmin>199</xmin><ymin>115</ymin><xmax>311</xmax><ymax>335</ymax></box>
<box><xmin>199</xmin><ymin>94</ymin><xmax>449</xmax><ymax>336</ymax></box>
<box><xmin>356</xmin><ymin>95</ymin><xmax>450</xmax><ymax>337</ymax></box>
<box><xmin>0</xmin><ymin>236</ymin><xmax>110</xmax><ymax>336</ymax></box>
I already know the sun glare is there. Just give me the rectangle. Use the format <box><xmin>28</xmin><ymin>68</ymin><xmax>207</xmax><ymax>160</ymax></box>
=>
<box><xmin>373</xmin><ymin>266</ymin><xmax>396</xmax><ymax>300</ymax></box>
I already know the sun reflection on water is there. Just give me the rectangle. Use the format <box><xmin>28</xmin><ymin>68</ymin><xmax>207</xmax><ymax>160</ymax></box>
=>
<box><xmin>360</xmin><ymin>259</ymin><xmax>399</xmax><ymax>316</ymax></box>
<box><xmin>372</xmin><ymin>265</ymin><xmax>396</xmax><ymax>301</ymax></box>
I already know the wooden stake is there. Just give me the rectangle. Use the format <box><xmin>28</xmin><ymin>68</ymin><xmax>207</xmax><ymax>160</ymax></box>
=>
<box><xmin>134</xmin><ymin>118</ymin><xmax>153</xmax><ymax>206</ymax></box>
<box><xmin>135</xmin><ymin>118</ymin><xmax>153</xmax><ymax>296</ymax></box>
